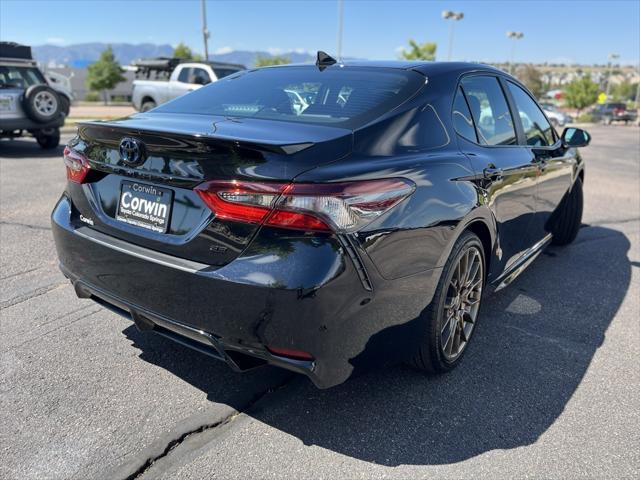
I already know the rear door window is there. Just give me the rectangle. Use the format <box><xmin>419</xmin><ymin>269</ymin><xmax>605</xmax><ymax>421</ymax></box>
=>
<box><xmin>461</xmin><ymin>76</ymin><xmax>517</xmax><ymax>146</ymax></box>
<box><xmin>190</xmin><ymin>68</ymin><xmax>211</xmax><ymax>85</ymax></box>
<box><xmin>452</xmin><ymin>86</ymin><xmax>477</xmax><ymax>142</ymax></box>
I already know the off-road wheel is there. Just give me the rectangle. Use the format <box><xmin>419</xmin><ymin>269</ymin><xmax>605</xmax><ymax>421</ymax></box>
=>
<box><xmin>35</xmin><ymin>128</ymin><xmax>60</xmax><ymax>149</ymax></box>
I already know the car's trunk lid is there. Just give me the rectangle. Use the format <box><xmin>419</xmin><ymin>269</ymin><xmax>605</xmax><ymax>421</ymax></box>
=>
<box><xmin>67</xmin><ymin>113</ymin><xmax>352</xmax><ymax>267</ymax></box>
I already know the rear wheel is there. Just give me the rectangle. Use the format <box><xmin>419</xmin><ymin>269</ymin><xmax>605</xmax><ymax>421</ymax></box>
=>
<box><xmin>141</xmin><ymin>100</ymin><xmax>157</xmax><ymax>112</ymax></box>
<box><xmin>410</xmin><ymin>231</ymin><xmax>485</xmax><ymax>373</ymax></box>
<box><xmin>550</xmin><ymin>177</ymin><xmax>583</xmax><ymax>246</ymax></box>
<box><xmin>35</xmin><ymin>128</ymin><xmax>60</xmax><ymax>149</ymax></box>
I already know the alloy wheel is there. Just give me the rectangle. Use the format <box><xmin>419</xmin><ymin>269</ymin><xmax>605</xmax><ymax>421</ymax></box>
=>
<box><xmin>440</xmin><ymin>246</ymin><xmax>483</xmax><ymax>361</ymax></box>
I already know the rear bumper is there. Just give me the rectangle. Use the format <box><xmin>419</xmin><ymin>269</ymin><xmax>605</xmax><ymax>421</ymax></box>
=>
<box><xmin>52</xmin><ymin>194</ymin><xmax>441</xmax><ymax>388</ymax></box>
<box><xmin>0</xmin><ymin>114</ymin><xmax>65</xmax><ymax>132</ymax></box>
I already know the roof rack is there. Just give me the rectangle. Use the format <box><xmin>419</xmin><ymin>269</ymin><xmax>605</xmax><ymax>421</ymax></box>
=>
<box><xmin>0</xmin><ymin>42</ymin><xmax>33</xmax><ymax>61</ymax></box>
<box><xmin>131</xmin><ymin>57</ymin><xmax>246</xmax><ymax>71</ymax></box>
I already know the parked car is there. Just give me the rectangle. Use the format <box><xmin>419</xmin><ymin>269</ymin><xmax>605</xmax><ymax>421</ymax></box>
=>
<box><xmin>52</xmin><ymin>56</ymin><xmax>590</xmax><ymax>388</ymax></box>
<box><xmin>591</xmin><ymin>102</ymin><xmax>637</xmax><ymax>124</ymax></box>
<box><xmin>539</xmin><ymin>102</ymin><xmax>573</xmax><ymax>127</ymax></box>
<box><xmin>0</xmin><ymin>42</ymin><xmax>69</xmax><ymax>149</ymax></box>
<box><xmin>131</xmin><ymin>57</ymin><xmax>245</xmax><ymax>112</ymax></box>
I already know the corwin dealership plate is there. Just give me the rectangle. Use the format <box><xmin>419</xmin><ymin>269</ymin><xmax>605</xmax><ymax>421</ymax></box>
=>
<box><xmin>116</xmin><ymin>181</ymin><xmax>173</xmax><ymax>233</ymax></box>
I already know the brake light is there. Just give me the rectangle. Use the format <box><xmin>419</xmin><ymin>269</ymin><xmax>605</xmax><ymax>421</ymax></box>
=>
<box><xmin>194</xmin><ymin>178</ymin><xmax>415</xmax><ymax>233</ymax></box>
<box><xmin>63</xmin><ymin>146</ymin><xmax>90</xmax><ymax>184</ymax></box>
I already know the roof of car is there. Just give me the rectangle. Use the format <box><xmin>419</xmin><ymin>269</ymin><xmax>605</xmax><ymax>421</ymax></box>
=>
<box><xmin>259</xmin><ymin>60</ymin><xmax>504</xmax><ymax>77</ymax></box>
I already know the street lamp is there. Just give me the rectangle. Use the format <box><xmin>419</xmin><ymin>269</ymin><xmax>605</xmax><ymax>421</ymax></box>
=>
<box><xmin>506</xmin><ymin>31</ymin><xmax>524</xmax><ymax>74</ymax></box>
<box><xmin>442</xmin><ymin>10</ymin><xmax>464</xmax><ymax>61</ymax></box>
<box><xmin>604</xmin><ymin>53</ymin><xmax>620</xmax><ymax>100</ymax></box>
<box><xmin>337</xmin><ymin>0</ymin><xmax>344</xmax><ymax>62</ymax></box>
<box><xmin>201</xmin><ymin>0</ymin><xmax>210</xmax><ymax>60</ymax></box>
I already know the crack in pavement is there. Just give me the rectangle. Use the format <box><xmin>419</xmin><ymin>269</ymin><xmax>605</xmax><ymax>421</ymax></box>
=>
<box><xmin>116</xmin><ymin>376</ymin><xmax>293</xmax><ymax>480</ymax></box>
<box><xmin>3</xmin><ymin>308</ymin><xmax>102</xmax><ymax>352</ymax></box>
<box><xmin>584</xmin><ymin>216</ymin><xmax>640</xmax><ymax>227</ymax></box>
<box><xmin>0</xmin><ymin>282</ymin><xmax>68</xmax><ymax>310</ymax></box>
<box><xmin>0</xmin><ymin>266</ymin><xmax>47</xmax><ymax>281</ymax></box>
<box><xmin>0</xmin><ymin>220</ymin><xmax>52</xmax><ymax>231</ymax></box>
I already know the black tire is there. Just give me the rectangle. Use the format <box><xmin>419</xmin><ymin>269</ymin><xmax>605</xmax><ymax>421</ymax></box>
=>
<box><xmin>22</xmin><ymin>85</ymin><xmax>61</xmax><ymax>123</ymax></box>
<box><xmin>59</xmin><ymin>94</ymin><xmax>71</xmax><ymax>117</ymax></box>
<box><xmin>140</xmin><ymin>100</ymin><xmax>157</xmax><ymax>112</ymax></box>
<box><xmin>410</xmin><ymin>231</ymin><xmax>485</xmax><ymax>374</ymax></box>
<box><xmin>35</xmin><ymin>128</ymin><xmax>60</xmax><ymax>149</ymax></box>
<box><xmin>550</xmin><ymin>177</ymin><xmax>583</xmax><ymax>246</ymax></box>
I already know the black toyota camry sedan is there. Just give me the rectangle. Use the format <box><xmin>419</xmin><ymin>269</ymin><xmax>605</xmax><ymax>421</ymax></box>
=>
<box><xmin>52</xmin><ymin>55</ymin><xmax>590</xmax><ymax>388</ymax></box>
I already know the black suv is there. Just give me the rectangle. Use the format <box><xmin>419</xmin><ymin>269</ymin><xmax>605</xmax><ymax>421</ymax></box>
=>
<box><xmin>591</xmin><ymin>102</ymin><xmax>637</xmax><ymax>125</ymax></box>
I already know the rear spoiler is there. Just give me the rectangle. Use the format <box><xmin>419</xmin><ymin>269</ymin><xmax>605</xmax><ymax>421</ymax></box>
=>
<box><xmin>77</xmin><ymin>120</ymin><xmax>314</xmax><ymax>155</ymax></box>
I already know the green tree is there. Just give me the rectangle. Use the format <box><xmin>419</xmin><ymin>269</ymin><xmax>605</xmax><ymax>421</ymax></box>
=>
<box><xmin>564</xmin><ymin>76</ymin><xmax>599</xmax><ymax>114</ymax></box>
<box><xmin>86</xmin><ymin>46</ymin><xmax>125</xmax><ymax>105</ymax></box>
<box><xmin>516</xmin><ymin>64</ymin><xmax>545</xmax><ymax>98</ymax></box>
<box><xmin>611</xmin><ymin>80</ymin><xmax>637</xmax><ymax>101</ymax></box>
<box><xmin>255</xmin><ymin>55</ymin><xmax>291</xmax><ymax>67</ymax></box>
<box><xmin>174</xmin><ymin>42</ymin><xmax>194</xmax><ymax>59</ymax></box>
<box><xmin>399</xmin><ymin>39</ymin><xmax>437</xmax><ymax>61</ymax></box>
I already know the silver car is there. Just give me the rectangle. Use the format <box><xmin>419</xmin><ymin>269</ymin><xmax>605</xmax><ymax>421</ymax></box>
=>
<box><xmin>0</xmin><ymin>42</ymin><xmax>67</xmax><ymax>149</ymax></box>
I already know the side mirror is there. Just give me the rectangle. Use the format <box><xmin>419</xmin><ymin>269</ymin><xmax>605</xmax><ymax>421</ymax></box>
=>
<box><xmin>561</xmin><ymin>127</ymin><xmax>591</xmax><ymax>148</ymax></box>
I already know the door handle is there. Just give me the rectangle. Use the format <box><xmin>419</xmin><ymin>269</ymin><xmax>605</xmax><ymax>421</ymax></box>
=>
<box><xmin>483</xmin><ymin>167</ymin><xmax>503</xmax><ymax>181</ymax></box>
<box><xmin>537</xmin><ymin>159</ymin><xmax>548</xmax><ymax>171</ymax></box>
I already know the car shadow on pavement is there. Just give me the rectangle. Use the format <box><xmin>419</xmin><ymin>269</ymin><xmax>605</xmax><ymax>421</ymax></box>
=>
<box><xmin>125</xmin><ymin>225</ymin><xmax>631</xmax><ymax>466</ymax></box>
<box><xmin>0</xmin><ymin>138</ymin><xmax>65</xmax><ymax>158</ymax></box>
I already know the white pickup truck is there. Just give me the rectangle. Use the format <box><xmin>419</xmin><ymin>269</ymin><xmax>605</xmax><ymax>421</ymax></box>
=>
<box><xmin>131</xmin><ymin>59</ymin><xmax>245</xmax><ymax>112</ymax></box>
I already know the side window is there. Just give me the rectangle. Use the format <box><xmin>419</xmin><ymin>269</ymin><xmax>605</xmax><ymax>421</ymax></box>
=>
<box><xmin>190</xmin><ymin>68</ymin><xmax>211</xmax><ymax>85</ymax></box>
<box><xmin>452</xmin><ymin>86</ymin><xmax>477</xmax><ymax>142</ymax></box>
<box><xmin>177</xmin><ymin>67</ymin><xmax>191</xmax><ymax>83</ymax></box>
<box><xmin>507</xmin><ymin>81</ymin><xmax>554</xmax><ymax>146</ymax></box>
<box><xmin>461</xmin><ymin>76</ymin><xmax>517</xmax><ymax>146</ymax></box>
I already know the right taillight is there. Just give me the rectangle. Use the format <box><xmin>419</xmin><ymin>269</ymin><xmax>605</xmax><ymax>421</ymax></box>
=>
<box><xmin>63</xmin><ymin>146</ymin><xmax>90</xmax><ymax>184</ymax></box>
<box><xmin>194</xmin><ymin>178</ymin><xmax>415</xmax><ymax>233</ymax></box>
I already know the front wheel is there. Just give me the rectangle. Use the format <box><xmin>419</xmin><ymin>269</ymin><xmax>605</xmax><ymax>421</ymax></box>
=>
<box><xmin>410</xmin><ymin>231</ymin><xmax>485</xmax><ymax>373</ymax></box>
<box><xmin>550</xmin><ymin>177</ymin><xmax>583</xmax><ymax>246</ymax></box>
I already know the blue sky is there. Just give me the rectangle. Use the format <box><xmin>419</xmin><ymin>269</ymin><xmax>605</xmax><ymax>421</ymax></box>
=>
<box><xmin>1</xmin><ymin>0</ymin><xmax>639</xmax><ymax>65</ymax></box>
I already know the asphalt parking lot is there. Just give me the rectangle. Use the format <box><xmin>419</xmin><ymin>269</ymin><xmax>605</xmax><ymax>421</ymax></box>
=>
<box><xmin>1</xmin><ymin>124</ymin><xmax>639</xmax><ymax>479</ymax></box>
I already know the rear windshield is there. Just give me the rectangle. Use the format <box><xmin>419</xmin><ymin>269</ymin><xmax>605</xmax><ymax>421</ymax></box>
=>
<box><xmin>155</xmin><ymin>66</ymin><xmax>425</xmax><ymax>129</ymax></box>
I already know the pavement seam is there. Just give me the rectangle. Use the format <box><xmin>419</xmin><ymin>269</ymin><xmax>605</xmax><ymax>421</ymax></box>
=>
<box><xmin>122</xmin><ymin>376</ymin><xmax>292</xmax><ymax>480</ymax></box>
<box><xmin>0</xmin><ymin>220</ymin><xmax>52</xmax><ymax>231</ymax></box>
<box><xmin>3</xmin><ymin>308</ymin><xmax>102</xmax><ymax>352</ymax></box>
<box><xmin>0</xmin><ymin>282</ymin><xmax>67</xmax><ymax>310</ymax></box>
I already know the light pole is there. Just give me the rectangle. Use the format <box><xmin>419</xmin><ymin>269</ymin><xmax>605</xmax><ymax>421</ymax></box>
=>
<box><xmin>442</xmin><ymin>10</ymin><xmax>464</xmax><ymax>61</ymax></box>
<box><xmin>506</xmin><ymin>31</ymin><xmax>524</xmax><ymax>74</ymax></box>
<box><xmin>604</xmin><ymin>53</ymin><xmax>620</xmax><ymax>100</ymax></box>
<box><xmin>201</xmin><ymin>0</ymin><xmax>210</xmax><ymax>60</ymax></box>
<box><xmin>337</xmin><ymin>0</ymin><xmax>344</xmax><ymax>61</ymax></box>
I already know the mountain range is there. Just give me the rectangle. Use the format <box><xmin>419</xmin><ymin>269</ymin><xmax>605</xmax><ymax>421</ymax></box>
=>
<box><xmin>31</xmin><ymin>42</ymin><xmax>317</xmax><ymax>68</ymax></box>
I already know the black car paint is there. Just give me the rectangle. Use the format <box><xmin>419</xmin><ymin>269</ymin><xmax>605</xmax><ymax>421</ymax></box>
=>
<box><xmin>51</xmin><ymin>62</ymin><xmax>584</xmax><ymax>388</ymax></box>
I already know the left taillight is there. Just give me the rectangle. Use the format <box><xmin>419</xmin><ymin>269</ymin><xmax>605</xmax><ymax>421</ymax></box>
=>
<box><xmin>63</xmin><ymin>146</ymin><xmax>90</xmax><ymax>184</ymax></box>
<box><xmin>194</xmin><ymin>178</ymin><xmax>416</xmax><ymax>233</ymax></box>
